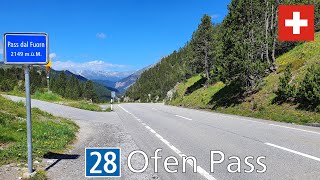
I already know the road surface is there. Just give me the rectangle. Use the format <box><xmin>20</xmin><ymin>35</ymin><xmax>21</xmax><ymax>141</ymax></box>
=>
<box><xmin>3</xmin><ymin>95</ymin><xmax>320</xmax><ymax>180</ymax></box>
<box><xmin>115</xmin><ymin>103</ymin><xmax>320</xmax><ymax>180</ymax></box>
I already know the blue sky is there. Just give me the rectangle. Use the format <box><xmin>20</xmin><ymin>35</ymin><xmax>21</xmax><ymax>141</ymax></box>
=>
<box><xmin>1</xmin><ymin>0</ymin><xmax>230</xmax><ymax>72</ymax></box>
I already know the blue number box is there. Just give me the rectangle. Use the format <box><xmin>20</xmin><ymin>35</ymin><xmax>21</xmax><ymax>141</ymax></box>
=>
<box><xmin>85</xmin><ymin>148</ymin><xmax>121</xmax><ymax>177</ymax></box>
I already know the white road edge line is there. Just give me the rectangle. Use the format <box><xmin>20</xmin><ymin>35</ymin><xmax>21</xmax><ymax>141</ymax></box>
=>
<box><xmin>175</xmin><ymin>115</ymin><xmax>192</xmax><ymax>121</ymax></box>
<box><xmin>269</xmin><ymin>124</ymin><xmax>320</xmax><ymax>135</ymax></box>
<box><xmin>118</xmin><ymin>105</ymin><xmax>216</xmax><ymax>180</ymax></box>
<box><xmin>118</xmin><ymin>105</ymin><xmax>131</xmax><ymax>114</ymax></box>
<box><xmin>265</xmin><ymin>143</ymin><xmax>320</xmax><ymax>162</ymax></box>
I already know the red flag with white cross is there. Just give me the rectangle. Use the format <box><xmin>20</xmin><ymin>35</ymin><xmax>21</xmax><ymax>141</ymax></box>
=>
<box><xmin>278</xmin><ymin>5</ymin><xmax>314</xmax><ymax>41</ymax></box>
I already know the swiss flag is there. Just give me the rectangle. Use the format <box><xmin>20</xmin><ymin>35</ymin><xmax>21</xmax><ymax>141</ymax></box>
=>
<box><xmin>278</xmin><ymin>5</ymin><xmax>314</xmax><ymax>41</ymax></box>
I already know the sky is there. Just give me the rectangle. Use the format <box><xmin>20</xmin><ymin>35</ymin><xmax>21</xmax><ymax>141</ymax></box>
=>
<box><xmin>0</xmin><ymin>0</ymin><xmax>230</xmax><ymax>72</ymax></box>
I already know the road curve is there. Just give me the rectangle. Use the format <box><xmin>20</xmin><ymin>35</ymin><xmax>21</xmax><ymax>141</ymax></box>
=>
<box><xmin>3</xmin><ymin>95</ymin><xmax>320</xmax><ymax>180</ymax></box>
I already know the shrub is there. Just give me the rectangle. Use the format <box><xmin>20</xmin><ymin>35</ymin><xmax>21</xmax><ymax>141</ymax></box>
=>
<box><xmin>275</xmin><ymin>64</ymin><xmax>296</xmax><ymax>102</ymax></box>
<box><xmin>297</xmin><ymin>65</ymin><xmax>320</xmax><ymax>108</ymax></box>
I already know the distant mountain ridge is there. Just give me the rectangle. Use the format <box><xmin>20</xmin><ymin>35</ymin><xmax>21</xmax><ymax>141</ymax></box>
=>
<box><xmin>114</xmin><ymin>65</ymin><xmax>153</xmax><ymax>92</ymax></box>
<box><xmin>0</xmin><ymin>61</ymin><xmax>152</xmax><ymax>94</ymax></box>
<box><xmin>83</xmin><ymin>65</ymin><xmax>153</xmax><ymax>93</ymax></box>
<box><xmin>77</xmin><ymin>70</ymin><xmax>134</xmax><ymax>82</ymax></box>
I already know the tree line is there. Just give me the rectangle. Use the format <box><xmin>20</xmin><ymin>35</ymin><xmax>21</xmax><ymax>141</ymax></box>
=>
<box><xmin>0</xmin><ymin>66</ymin><xmax>99</xmax><ymax>102</ymax></box>
<box><xmin>126</xmin><ymin>0</ymin><xmax>320</xmax><ymax>102</ymax></box>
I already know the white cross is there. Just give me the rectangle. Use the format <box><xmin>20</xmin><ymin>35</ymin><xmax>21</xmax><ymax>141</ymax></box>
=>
<box><xmin>285</xmin><ymin>12</ymin><xmax>308</xmax><ymax>35</ymax></box>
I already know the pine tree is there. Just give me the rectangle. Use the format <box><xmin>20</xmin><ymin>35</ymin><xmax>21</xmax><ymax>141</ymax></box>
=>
<box><xmin>57</xmin><ymin>71</ymin><xmax>67</xmax><ymax>97</ymax></box>
<box><xmin>191</xmin><ymin>14</ymin><xmax>214</xmax><ymax>81</ymax></box>
<box><xmin>276</xmin><ymin>64</ymin><xmax>295</xmax><ymax>102</ymax></box>
<box><xmin>297</xmin><ymin>65</ymin><xmax>320</xmax><ymax>108</ymax></box>
<box><xmin>83</xmin><ymin>80</ymin><xmax>97</xmax><ymax>102</ymax></box>
<box><xmin>220</xmin><ymin>0</ymin><xmax>273</xmax><ymax>92</ymax></box>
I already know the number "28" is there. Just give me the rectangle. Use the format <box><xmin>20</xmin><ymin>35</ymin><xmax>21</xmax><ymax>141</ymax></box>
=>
<box><xmin>90</xmin><ymin>151</ymin><xmax>117</xmax><ymax>174</ymax></box>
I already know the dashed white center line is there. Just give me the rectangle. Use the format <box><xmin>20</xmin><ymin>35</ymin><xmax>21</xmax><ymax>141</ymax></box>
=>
<box><xmin>269</xmin><ymin>124</ymin><xmax>320</xmax><ymax>135</ymax></box>
<box><xmin>175</xmin><ymin>115</ymin><xmax>192</xmax><ymax>121</ymax></box>
<box><xmin>265</xmin><ymin>143</ymin><xmax>320</xmax><ymax>162</ymax></box>
<box><xmin>118</xmin><ymin>105</ymin><xmax>216</xmax><ymax>180</ymax></box>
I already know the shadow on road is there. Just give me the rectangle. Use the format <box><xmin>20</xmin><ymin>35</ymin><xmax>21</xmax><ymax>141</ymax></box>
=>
<box><xmin>43</xmin><ymin>152</ymin><xmax>80</xmax><ymax>171</ymax></box>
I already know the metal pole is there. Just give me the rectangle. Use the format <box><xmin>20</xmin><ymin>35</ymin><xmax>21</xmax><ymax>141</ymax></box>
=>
<box><xmin>24</xmin><ymin>65</ymin><xmax>33</xmax><ymax>173</ymax></box>
<box><xmin>47</xmin><ymin>76</ymin><xmax>50</xmax><ymax>92</ymax></box>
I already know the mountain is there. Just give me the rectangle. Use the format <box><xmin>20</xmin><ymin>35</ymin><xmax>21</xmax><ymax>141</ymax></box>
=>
<box><xmin>55</xmin><ymin>70</ymin><xmax>112</xmax><ymax>101</ymax></box>
<box><xmin>114</xmin><ymin>65</ymin><xmax>152</xmax><ymax>93</ymax></box>
<box><xmin>90</xmin><ymin>65</ymin><xmax>153</xmax><ymax>94</ymax></box>
<box><xmin>92</xmin><ymin>79</ymin><xmax>115</xmax><ymax>88</ymax></box>
<box><xmin>64</xmin><ymin>70</ymin><xmax>87</xmax><ymax>81</ymax></box>
<box><xmin>77</xmin><ymin>70</ymin><xmax>134</xmax><ymax>82</ymax></box>
<box><xmin>0</xmin><ymin>63</ymin><xmax>112</xmax><ymax>101</ymax></box>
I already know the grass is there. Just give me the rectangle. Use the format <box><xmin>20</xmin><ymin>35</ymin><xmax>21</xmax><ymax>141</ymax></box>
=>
<box><xmin>172</xmin><ymin>81</ymin><xmax>225</xmax><ymax>109</ymax></box>
<box><xmin>3</xmin><ymin>90</ymin><xmax>105</xmax><ymax>112</ymax></box>
<box><xmin>33</xmin><ymin>91</ymin><xmax>63</xmax><ymax>102</ymax></box>
<box><xmin>170</xmin><ymin>33</ymin><xmax>320</xmax><ymax>125</ymax></box>
<box><xmin>67</xmin><ymin>101</ymin><xmax>102</xmax><ymax>111</ymax></box>
<box><xmin>0</xmin><ymin>95</ymin><xmax>79</xmax><ymax>166</ymax></box>
<box><xmin>105</xmin><ymin>107</ymin><xmax>112</xmax><ymax>112</ymax></box>
<box><xmin>28</xmin><ymin>169</ymin><xmax>47</xmax><ymax>180</ymax></box>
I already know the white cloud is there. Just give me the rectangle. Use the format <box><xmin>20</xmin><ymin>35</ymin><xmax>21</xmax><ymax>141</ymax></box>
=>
<box><xmin>96</xmin><ymin>32</ymin><xmax>107</xmax><ymax>39</ymax></box>
<box><xmin>52</xmin><ymin>60</ymin><xmax>128</xmax><ymax>73</ymax></box>
<box><xmin>211</xmin><ymin>14</ymin><xmax>219</xmax><ymax>19</ymax></box>
<box><xmin>49</xmin><ymin>53</ymin><xmax>57</xmax><ymax>59</ymax></box>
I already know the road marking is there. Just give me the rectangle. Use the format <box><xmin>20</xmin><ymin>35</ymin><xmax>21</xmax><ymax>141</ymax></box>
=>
<box><xmin>175</xmin><ymin>115</ymin><xmax>192</xmax><ymax>121</ymax></box>
<box><xmin>218</xmin><ymin>114</ymin><xmax>264</xmax><ymax>124</ymax></box>
<box><xmin>265</xmin><ymin>143</ymin><xmax>320</xmax><ymax>162</ymax></box>
<box><xmin>269</xmin><ymin>124</ymin><xmax>320</xmax><ymax>135</ymax></box>
<box><xmin>118</xmin><ymin>105</ymin><xmax>216</xmax><ymax>180</ymax></box>
<box><xmin>118</xmin><ymin>105</ymin><xmax>131</xmax><ymax>114</ymax></box>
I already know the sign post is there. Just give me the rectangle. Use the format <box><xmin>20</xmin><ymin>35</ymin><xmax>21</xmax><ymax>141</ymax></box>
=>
<box><xmin>111</xmin><ymin>91</ymin><xmax>116</xmax><ymax>111</ymax></box>
<box><xmin>4</xmin><ymin>33</ymin><xmax>49</xmax><ymax>174</ymax></box>
<box><xmin>46</xmin><ymin>60</ymin><xmax>52</xmax><ymax>92</ymax></box>
<box><xmin>24</xmin><ymin>65</ymin><xmax>33</xmax><ymax>173</ymax></box>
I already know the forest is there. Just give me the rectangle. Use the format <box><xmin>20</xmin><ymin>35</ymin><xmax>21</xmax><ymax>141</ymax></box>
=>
<box><xmin>125</xmin><ymin>0</ymin><xmax>320</xmax><ymax>108</ymax></box>
<box><xmin>0</xmin><ymin>66</ymin><xmax>105</xmax><ymax>103</ymax></box>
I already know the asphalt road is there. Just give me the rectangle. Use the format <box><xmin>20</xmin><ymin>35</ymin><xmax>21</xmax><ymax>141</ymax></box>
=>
<box><xmin>3</xmin><ymin>95</ymin><xmax>158</xmax><ymax>180</ymax></box>
<box><xmin>3</xmin><ymin>95</ymin><xmax>320</xmax><ymax>180</ymax></box>
<box><xmin>115</xmin><ymin>103</ymin><xmax>320</xmax><ymax>180</ymax></box>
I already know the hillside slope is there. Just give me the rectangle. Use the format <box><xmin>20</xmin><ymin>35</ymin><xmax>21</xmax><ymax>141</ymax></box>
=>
<box><xmin>169</xmin><ymin>33</ymin><xmax>320</xmax><ymax>124</ymax></box>
<box><xmin>114</xmin><ymin>65</ymin><xmax>153</xmax><ymax>93</ymax></box>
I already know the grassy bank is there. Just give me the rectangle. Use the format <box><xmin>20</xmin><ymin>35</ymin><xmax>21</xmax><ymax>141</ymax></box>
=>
<box><xmin>169</xmin><ymin>33</ymin><xmax>320</xmax><ymax>125</ymax></box>
<box><xmin>0</xmin><ymin>96</ymin><xmax>79</xmax><ymax>166</ymax></box>
<box><xmin>3</xmin><ymin>90</ymin><xmax>105</xmax><ymax>112</ymax></box>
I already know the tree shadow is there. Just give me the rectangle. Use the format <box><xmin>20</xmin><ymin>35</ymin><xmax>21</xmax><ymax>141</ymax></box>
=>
<box><xmin>272</xmin><ymin>96</ymin><xmax>319</xmax><ymax>113</ymax></box>
<box><xmin>208</xmin><ymin>81</ymin><xmax>245</xmax><ymax>109</ymax></box>
<box><xmin>296</xmin><ymin>102</ymin><xmax>319</xmax><ymax>112</ymax></box>
<box><xmin>43</xmin><ymin>152</ymin><xmax>80</xmax><ymax>171</ymax></box>
<box><xmin>271</xmin><ymin>96</ymin><xmax>288</xmax><ymax>105</ymax></box>
<box><xmin>184</xmin><ymin>77</ymin><xmax>207</xmax><ymax>95</ymax></box>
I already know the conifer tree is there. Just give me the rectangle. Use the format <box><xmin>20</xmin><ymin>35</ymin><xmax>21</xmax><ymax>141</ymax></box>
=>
<box><xmin>191</xmin><ymin>14</ymin><xmax>214</xmax><ymax>81</ymax></box>
<box><xmin>83</xmin><ymin>80</ymin><xmax>97</xmax><ymax>102</ymax></box>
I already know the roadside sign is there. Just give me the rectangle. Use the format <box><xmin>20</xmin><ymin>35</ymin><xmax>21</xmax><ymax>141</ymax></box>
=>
<box><xmin>3</xmin><ymin>32</ymin><xmax>49</xmax><ymax>175</ymax></box>
<box><xmin>4</xmin><ymin>33</ymin><xmax>49</xmax><ymax>64</ymax></box>
<box><xmin>46</xmin><ymin>59</ymin><xmax>52</xmax><ymax>67</ymax></box>
<box><xmin>111</xmin><ymin>91</ymin><xmax>116</xmax><ymax>98</ymax></box>
<box><xmin>46</xmin><ymin>60</ymin><xmax>52</xmax><ymax>73</ymax></box>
